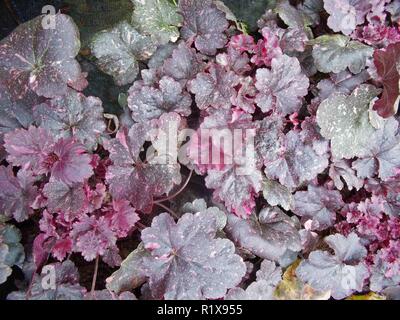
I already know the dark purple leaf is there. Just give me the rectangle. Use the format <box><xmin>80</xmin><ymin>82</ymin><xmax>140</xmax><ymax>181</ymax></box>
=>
<box><xmin>225</xmin><ymin>207</ymin><xmax>301</xmax><ymax>262</ymax></box>
<box><xmin>34</xmin><ymin>88</ymin><xmax>106</xmax><ymax>150</ymax></box>
<box><xmin>293</xmin><ymin>185</ymin><xmax>344</xmax><ymax>231</ymax></box>
<box><xmin>141</xmin><ymin>212</ymin><xmax>246</xmax><ymax>299</ymax></box>
<box><xmin>0</xmin><ymin>14</ymin><xmax>82</xmax><ymax>99</ymax></box>
<box><xmin>0</xmin><ymin>167</ymin><xmax>38</xmax><ymax>222</ymax></box>
<box><xmin>180</xmin><ymin>0</ymin><xmax>229</xmax><ymax>55</ymax></box>
<box><xmin>296</xmin><ymin>233</ymin><xmax>369</xmax><ymax>300</ymax></box>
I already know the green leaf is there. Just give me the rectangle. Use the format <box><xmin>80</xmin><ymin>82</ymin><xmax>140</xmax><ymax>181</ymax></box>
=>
<box><xmin>65</xmin><ymin>0</ymin><xmax>134</xmax><ymax>47</ymax></box>
<box><xmin>274</xmin><ymin>260</ymin><xmax>331</xmax><ymax>300</ymax></box>
<box><xmin>316</xmin><ymin>85</ymin><xmax>381</xmax><ymax>159</ymax></box>
<box><xmin>275</xmin><ymin>0</ymin><xmax>312</xmax><ymax>29</ymax></box>
<box><xmin>346</xmin><ymin>292</ymin><xmax>386</xmax><ymax>300</ymax></box>
<box><xmin>91</xmin><ymin>21</ymin><xmax>156</xmax><ymax>86</ymax></box>
<box><xmin>131</xmin><ymin>0</ymin><xmax>183</xmax><ymax>45</ymax></box>
<box><xmin>1</xmin><ymin>224</ymin><xmax>24</xmax><ymax>268</ymax></box>
<box><xmin>0</xmin><ymin>223</ymin><xmax>24</xmax><ymax>284</ymax></box>
<box><xmin>105</xmin><ymin>243</ymin><xmax>149</xmax><ymax>294</ymax></box>
<box><xmin>311</xmin><ymin>35</ymin><xmax>374</xmax><ymax>74</ymax></box>
<box><xmin>223</xmin><ymin>0</ymin><xmax>276</xmax><ymax>32</ymax></box>
<box><xmin>81</xmin><ymin>59</ymin><xmax>127</xmax><ymax>115</ymax></box>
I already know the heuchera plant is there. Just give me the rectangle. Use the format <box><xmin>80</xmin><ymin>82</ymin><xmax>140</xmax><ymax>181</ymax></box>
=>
<box><xmin>0</xmin><ymin>0</ymin><xmax>400</xmax><ymax>300</ymax></box>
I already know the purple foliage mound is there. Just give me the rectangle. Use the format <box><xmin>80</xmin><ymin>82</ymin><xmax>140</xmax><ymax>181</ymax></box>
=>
<box><xmin>0</xmin><ymin>0</ymin><xmax>400</xmax><ymax>300</ymax></box>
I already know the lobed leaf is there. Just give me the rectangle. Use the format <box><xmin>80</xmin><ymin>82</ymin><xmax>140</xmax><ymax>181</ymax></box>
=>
<box><xmin>131</xmin><ymin>0</ymin><xmax>183</xmax><ymax>45</ymax></box>
<box><xmin>91</xmin><ymin>21</ymin><xmax>156</xmax><ymax>86</ymax></box>
<box><xmin>0</xmin><ymin>14</ymin><xmax>81</xmax><ymax>99</ymax></box>
<box><xmin>141</xmin><ymin>212</ymin><xmax>246</xmax><ymax>300</ymax></box>
<box><xmin>316</xmin><ymin>84</ymin><xmax>381</xmax><ymax>159</ymax></box>
<box><xmin>311</xmin><ymin>35</ymin><xmax>373</xmax><ymax>74</ymax></box>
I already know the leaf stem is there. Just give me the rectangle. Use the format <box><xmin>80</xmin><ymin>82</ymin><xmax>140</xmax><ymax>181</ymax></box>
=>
<box><xmin>155</xmin><ymin>202</ymin><xmax>179</xmax><ymax>219</ymax></box>
<box><xmin>154</xmin><ymin>169</ymin><xmax>193</xmax><ymax>204</ymax></box>
<box><xmin>136</xmin><ymin>221</ymin><xmax>147</xmax><ymax>230</ymax></box>
<box><xmin>25</xmin><ymin>273</ymin><xmax>36</xmax><ymax>300</ymax></box>
<box><xmin>4</xmin><ymin>0</ymin><xmax>21</xmax><ymax>25</ymax></box>
<box><xmin>90</xmin><ymin>255</ymin><xmax>100</xmax><ymax>298</ymax></box>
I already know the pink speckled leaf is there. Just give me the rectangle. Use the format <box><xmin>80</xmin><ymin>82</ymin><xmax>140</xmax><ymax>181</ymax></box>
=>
<box><xmin>49</xmin><ymin>138</ymin><xmax>93</xmax><ymax>185</ymax></box>
<box><xmin>4</xmin><ymin>126</ymin><xmax>55</xmax><ymax>173</ymax></box>
<box><xmin>0</xmin><ymin>14</ymin><xmax>81</xmax><ymax>99</ymax></box>
<box><xmin>71</xmin><ymin>215</ymin><xmax>117</xmax><ymax>262</ymax></box>
<box><xmin>105</xmin><ymin>199</ymin><xmax>140</xmax><ymax>238</ymax></box>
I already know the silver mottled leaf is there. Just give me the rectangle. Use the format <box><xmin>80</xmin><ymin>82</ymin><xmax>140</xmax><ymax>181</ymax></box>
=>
<box><xmin>0</xmin><ymin>85</ymin><xmax>35</xmax><ymax>160</ymax></box>
<box><xmin>181</xmin><ymin>198</ymin><xmax>227</xmax><ymax>231</ymax></box>
<box><xmin>275</xmin><ymin>0</ymin><xmax>312</xmax><ymax>29</ymax></box>
<box><xmin>0</xmin><ymin>167</ymin><xmax>38</xmax><ymax>222</ymax></box>
<box><xmin>148</xmin><ymin>43</ymin><xmax>177</xmax><ymax>69</ymax></box>
<box><xmin>131</xmin><ymin>0</ymin><xmax>183</xmax><ymax>45</ymax></box>
<box><xmin>255</xmin><ymin>114</ymin><xmax>284</xmax><ymax>166</ymax></box>
<box><xmin>180</xmin><ymin>0</ymin><xmax>229</xmax><ymax>55</ymax></box>
<box><xmin>205</xmin><ymin>165</ymin><xmax>263</xmax><ymax>219</ymax></box>
<box><xmin>226</xmin><ymin>259</ymin><xmax>282</xmax><ymax>300</ymax></box>
<box><xmin>329</xmin><ymin>159</ymin><xmax>364</xmax><ymax>191</ymax></box>
<box><xmin>264</xmin><ymin>130</ymin><xmax>329</xmax><ymax>190</ymax></box>
<box><xmin>43</xmin><ymin>179</ymin><xmax>85</xmax><ymax>215</ymax></box>
<box><xmin>352</xmin><ymin>118</ymin><xmax>400</xmax><ymax>181</ymax></box>
<box><xmin>370</xmin><ymin>256</ymin><xmax>400</xmax><ymax>293</ymax></box>
<box><xmin>256</xmin><ymin>259</ymin><xmax>283</xmax><ymax>285</ymax></box>
<box><xmin>0</xmin><ymin>223</ymin><xmax>24</xmax><ymax>284</ymax></box>
<box><xmin>188</xmin><ymin>64</ymin><xmax>240</xmax><ymax>110</ymax></box>
<box><xmin>105</xmin><ymin>118</ymin><xmax>181</xmax><ymax>212</ymax></box>
<box><xmin>162</xmin><ymin>42</ymin><xmax>204</xmax><ymax>83</ymax></box>
<box><xmin>225</xmin><ymin>280</ymin><xmax>275</xmax><ymax>300</ymax></box>
<box><xmin>317</xmin><ymin>70</ymin><xmax>370</xmax><ymax>101</ymax></box>
<box><xmin>106</xmin><ymin>243</ymin><xmax>149</xmax><ymax>294</ymax></box>
<box><xmin>316</xmin><ymin>84</ymin><xmax>381</xmax><ymax>159</ymax></box>
<box><xmin>255</xmin><ymin>54</ymin><xmax>309</xmax><ymax>115</ymax></box>
<box><xmin>128</xmin><ymin>76</ymin><xmax>192</xmax><ymax>122</ymax></box>
<box><xmin>91</xmin><ymin>21</ymin><xmax>156</xmax><ymax>86</ymax></box>
<box><xmin>85</xmin><ymin>289</ymin><xmax>137</xmax><ymax>300</ymax></box>
<box><xmin>311</xmin><ymin>35</ymin><xmax>373</xmax><ymax>74</ymax></box>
